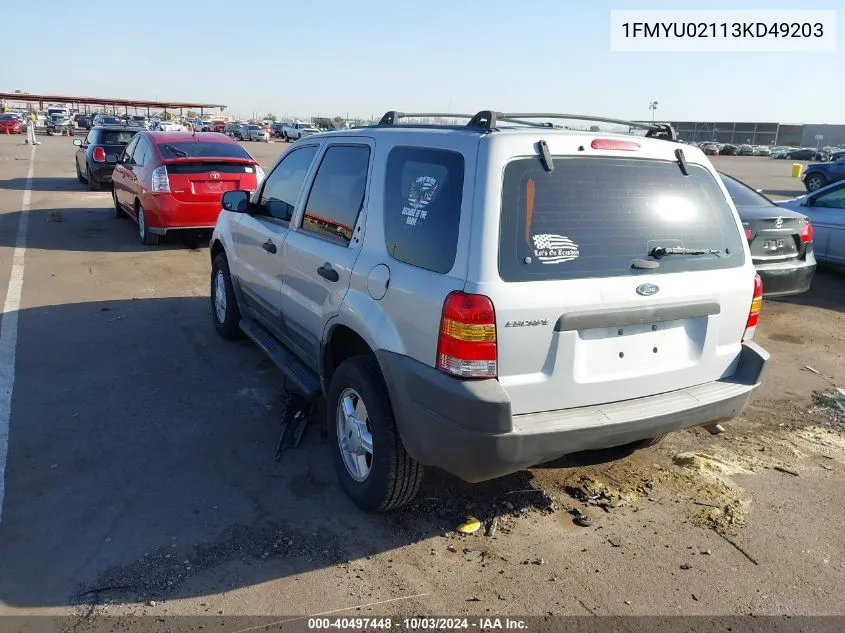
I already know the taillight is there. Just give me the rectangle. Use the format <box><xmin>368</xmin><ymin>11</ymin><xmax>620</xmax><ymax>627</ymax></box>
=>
<box><xmin>799</xmin><ymin>222</ymin><xmax>813</xmax><ymax>243</ymax></box>
<box><xmin>743</xmin><ymin>274</ymin><xmax>763</xmax><ymax>342</ymax></box>
<box><xmin>255</xmin><ymin>166</ymin><xmax>265</xmax><ymax>185</ymax></box>
<box><xmin>591</xmin><ymin>139</ymin><xmax>640</xmax><ymax>151</ymax></box>
<box><xmin>744</xmin><ymin>228</ymin><xmax>752</xmax><ymax>241</ymax></box>
<box><xmin>151</xmin><ymin>166</ymin><xmax>170</xmax><ymax>193</ymax></box>
<box><xmin>436</xmin><ymin>291</ymin><xmax>497</xmax><ymax>378</ymax></box>
<box><xmin>92</xmin><ymin>146</ymin><xmax>106</xmax><ymax>162</ymax></box>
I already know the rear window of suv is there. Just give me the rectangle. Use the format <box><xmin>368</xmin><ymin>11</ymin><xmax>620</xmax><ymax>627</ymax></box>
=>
<box><xmin>499</xmin><ymin>157</ymin><xmax>745</xmax><ymax>281</ymax></box>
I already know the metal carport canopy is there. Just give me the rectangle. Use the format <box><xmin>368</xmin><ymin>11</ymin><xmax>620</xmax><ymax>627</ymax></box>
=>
<box><xmin>0</xmin><ymin>91</ymin><xmax>225</xmax><ymax>111</ymax></box>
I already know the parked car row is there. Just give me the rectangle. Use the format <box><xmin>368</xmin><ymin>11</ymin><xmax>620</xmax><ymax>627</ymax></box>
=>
<box><xmin>694</xmin><ymin>142</ymin><xmax>772</xmax><ymax>157</ymax></box>
<box><xmin>72</xmin><ymin>127</ymin><xmax>264</xmax><ymax>245</ymax></box>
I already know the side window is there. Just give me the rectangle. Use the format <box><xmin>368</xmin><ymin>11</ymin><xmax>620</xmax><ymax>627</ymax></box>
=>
<box><xmin>383</xmin><ymin>146</ymin><xmax>465</xmax><ymax>274</ymax></box>
<box><xmin>134</xmin><ymin>137</ymin><xmax>150</xmax><ymax>166</ymax></box>
<box><xmin>85</xmin><ymin>130</ymin><xmax>97</xmax><ymax>145</ymax></box>
<box><xmin>122</xmin><ymin>136</ymin><xmax>140</xmax><ymax>165</ymax></box>
<box><xmin>258</xmin><ymin>146</ymin><xmax>319</xmax><ymax>221</ymax></box>
<box><xmin>300</xmin><ymin>145</ymin><xmax>370</xmax><ymax>245</ymax></box>
<box><xmin>814</xmin><ymin>185</ymin><xmax>845</xmax><ymax>209</ymax></box>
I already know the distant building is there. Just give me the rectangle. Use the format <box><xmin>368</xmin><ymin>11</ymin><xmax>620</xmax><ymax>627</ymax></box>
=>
<box><xmin>641</xmin><ymin>121</ymin><xmax>845</xmax><ymax>147</ymax></box>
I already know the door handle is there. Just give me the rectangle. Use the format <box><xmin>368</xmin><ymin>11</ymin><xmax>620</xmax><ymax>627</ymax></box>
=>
<box><xmin>317</xmin><ymin>263</ymin><xmax>339</xmax><ymax>282</ymax></box>
<box><xmin>262</xmin><ymin>240</ymin><xmax>277</xmax><ymax>254</ymax></box>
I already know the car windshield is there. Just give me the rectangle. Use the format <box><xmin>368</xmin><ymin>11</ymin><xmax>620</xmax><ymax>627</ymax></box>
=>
<box><xmin>0</xmin><ymin>114</ymin><xmax>15</xmax><ymax>120</ymax></box>
<box><xmin>101</xmin><ymin>117</ymin><xmax>121</xmax><ymax>124</ymax></box>
<box><xmin>157</xmin><ymin>142</ymin><xmax>252</xmax><ymax>159</ymax></box>
<box><xmin>248</xmin><ymin>125</ymin><xmax>260</xmax><ymax>130</ymax></box>
<box><xmin>719</xmin><ymin>173</ymin><xmax>773</xmax><ymax>207</ymax></box>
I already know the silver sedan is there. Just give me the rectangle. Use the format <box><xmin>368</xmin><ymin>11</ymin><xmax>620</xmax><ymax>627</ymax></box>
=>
<box><xmin>776</xmin><ymin>180</ymin><xmax>845</xmax><ymax>266</ymax></box>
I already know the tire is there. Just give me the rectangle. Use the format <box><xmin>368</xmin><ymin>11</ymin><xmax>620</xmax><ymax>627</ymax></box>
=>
<box><xmin>628</xmin><ymin>434</ymin><xmax>667</xmax><ymax>450</ymax></box>
<box><xmin>112</xmin><ymin>188</ymin><xmax>124</xmax><ymax>218</ymax></box>
<box><xmin>328</xmin><ymin>356</ymin><xmax>423</xmax><ymax>512</ymax></box>
<box><xmin>282</xmin><ymin>133</ymin><xmax>289</xmax><ymax>142</ymax></box>
<box><xmin>86</xmin><ymin>166</ymin><xmax>100</xmax><ymax>191</ymax></box>
<box><xmin>210</xmin><ymin>253</ymin><xmax>242</xmax><ymax>340</ymax></box>
<box><xmin>805</xmin><ymin>174</ymin><xmax>826</xmax><ymax>192</ymax></box>
<box><xmin>137</xmin><ymin>203</ymin><xmax>160</xmax><ymax>245</ymax></box>
<box><xmin>76</xmin><ymin>159</ymin><xmax>84</xmax><ymax>183</ymax></box>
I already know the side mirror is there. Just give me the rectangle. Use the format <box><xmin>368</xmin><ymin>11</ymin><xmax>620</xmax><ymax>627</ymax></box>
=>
<box><xmin>221</xmin><ymin>190</ymin><xmax>250</xmax><ymax>213</ymax></box>
<box><xmin>72</xmin><ymin>138</ymin><xmax>82</xmax><ymax>146</ymax></box>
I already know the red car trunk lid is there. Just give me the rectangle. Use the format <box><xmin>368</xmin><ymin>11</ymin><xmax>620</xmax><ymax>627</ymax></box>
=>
<box><xmin>164</xmin><ymin>160</ymin><xmax>258</xmax><ymax>202</ymax></box>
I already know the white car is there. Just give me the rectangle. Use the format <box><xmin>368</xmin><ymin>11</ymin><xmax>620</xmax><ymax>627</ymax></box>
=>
<box><xmin>152</xmin><ymin>121</ymin><xmax>184</xmax><ymax>132</ymax></box>
<box><xmin>246</xmin><ymin>125</ymin><xmax>270</xmax><ymax>142</ymax></box>
<box><xmin>281</xmin><ymin>120</ymin><xmax>320</xmax><ymax>141</ymax></box>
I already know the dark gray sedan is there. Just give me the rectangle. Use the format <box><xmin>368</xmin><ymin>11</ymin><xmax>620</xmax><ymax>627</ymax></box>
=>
<box><xmin>720</xmin><ymin>172</ymin><xmax>816</xmax><ymax>297</ymax></box>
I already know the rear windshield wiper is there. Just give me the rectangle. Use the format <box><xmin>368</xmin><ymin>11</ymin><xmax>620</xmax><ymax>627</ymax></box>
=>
<box><xmin>649</xmin><ymin>246</ymin><xmax>723</xmax><ymax>259</ymax></box>
<box><xmin>163</xmin><ymin>144</ymin><xmax>189</xmax><ymax>157</ymax></box>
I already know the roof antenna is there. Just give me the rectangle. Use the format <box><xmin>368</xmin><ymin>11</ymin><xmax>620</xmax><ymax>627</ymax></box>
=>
<box><xmin>537</xmin><ymin>140</ymin><xmax>554</xmax><ymax>172</ymax></box>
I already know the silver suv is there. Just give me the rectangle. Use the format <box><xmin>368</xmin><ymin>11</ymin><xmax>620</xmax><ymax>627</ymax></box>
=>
<box><xmin>209</xmin><ymin>110</ymin><xmax>769</xmax><ymax>511</ymax></box>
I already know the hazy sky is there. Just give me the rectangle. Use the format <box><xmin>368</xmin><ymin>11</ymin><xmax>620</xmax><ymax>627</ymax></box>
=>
<box><xmin>1</xmin><ymin>0</ymin><xmax>841</xmax><ymax>122</ymax></box>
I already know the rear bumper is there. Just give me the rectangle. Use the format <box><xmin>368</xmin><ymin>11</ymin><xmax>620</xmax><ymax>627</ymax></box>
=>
<box><xmin>141</xmin><ymin>194</ymin><xmax>225</xmax><ymax>232</ymax></box>
<box><xmin>90</xmin><ymin>164</ymin><xmax>116</xmax><ymax>185</ymax></box>
<box><xmin>755</xmin><ymin>257</ymin><xmax>816</xmax><ymax>298</ymax></box>
<box><xmin>377</xmin><ymin>342</ymin><xmax>769</xmax><ymax>483</ymax></box>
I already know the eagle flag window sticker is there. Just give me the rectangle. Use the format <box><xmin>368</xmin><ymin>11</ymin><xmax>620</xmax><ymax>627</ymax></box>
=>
<box><xmin>401</xmin><ymin>175</ymin><xmax>440</xmax><ymax>226</ymax></box>
<box><xmin>524</xmin><ymin>177</ymin><xmax>580</xmax><ymax>265</ymax></box>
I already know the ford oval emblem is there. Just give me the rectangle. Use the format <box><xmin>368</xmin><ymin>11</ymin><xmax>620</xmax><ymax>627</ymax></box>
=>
<box><xmin>636</xmin><ymin>283</ymin><xmax>660</xmax><ymax>296</ymax></box>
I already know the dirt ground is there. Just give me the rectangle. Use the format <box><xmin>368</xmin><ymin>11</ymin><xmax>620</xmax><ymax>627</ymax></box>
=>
<box><xmin>0</xmin><ymin>136</ymin><xmax>842</xmax><ymax>629</ymax></box>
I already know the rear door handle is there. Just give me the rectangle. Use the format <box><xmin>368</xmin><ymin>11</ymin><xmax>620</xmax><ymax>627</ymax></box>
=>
<box><xmin>262</xmin><ymin>240</ymin><xmax>277</xmax><ymax>254</ymax></box>
<box><xmin>317</xmin><ymin>263</ymin><xmax>339</xmax><ymax>282</ymax></box>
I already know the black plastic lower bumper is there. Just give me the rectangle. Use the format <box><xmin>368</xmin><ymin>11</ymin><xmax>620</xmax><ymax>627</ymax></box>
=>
<box><xmin>377</xmin><ymin>342</ymin><xmax>769</xmax><ymax>483</ymax></box>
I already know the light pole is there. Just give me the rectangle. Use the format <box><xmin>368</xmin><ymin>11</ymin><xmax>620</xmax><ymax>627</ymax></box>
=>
<box><xmin>649</xmin><ymin>100</ymin><xmax>658</xmax><ymax>123</ymax></box>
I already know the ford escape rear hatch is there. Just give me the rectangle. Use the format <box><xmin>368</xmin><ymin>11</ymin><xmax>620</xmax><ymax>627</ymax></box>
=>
<box><xmin>488</xmin><ymin>155</ymin><xmax>752</xmax><ymax>415</ymax></box>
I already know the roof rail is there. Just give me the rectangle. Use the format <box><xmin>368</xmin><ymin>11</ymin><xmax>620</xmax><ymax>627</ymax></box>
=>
<box><xmin>374</xmin><ymin>110</ymin><xmax>677</xmax><ymax>140</ymax></box>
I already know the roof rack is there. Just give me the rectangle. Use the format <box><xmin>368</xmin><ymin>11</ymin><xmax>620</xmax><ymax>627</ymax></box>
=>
<box><xmin>374</xmin><ymin>110</ymin><xmax>677</xmax><ymax>141</ymax></box>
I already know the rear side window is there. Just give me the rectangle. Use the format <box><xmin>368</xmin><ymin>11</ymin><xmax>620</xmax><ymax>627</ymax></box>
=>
<box><xmin>383</xmin><ymin>147</ymin><xmax>465</xmax><ymax>274</ymax></box>
<box><xmin>301</xmin><ymin>145</ymin><xmax>370</xmax><ymax>245</ymax></box>
<box><xmin>499</xmin><ymin>157</ymin><xmax>745</xmax><ymax>281</ymax></box>
<box><xmin>157</xmin><ymin>142</ymin><xmax>251</xmax><ymax>159</ymax></box>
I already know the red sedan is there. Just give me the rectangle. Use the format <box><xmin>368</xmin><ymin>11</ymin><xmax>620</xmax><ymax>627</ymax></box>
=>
<box><xmin>0</xmin><ymin>114</ymin><xmax>23</xmax><ymax>134</ymax></box>
<box><xmin>112</xmin><ymin>131</ymin><xmax>265</xmax><ymax>245</ymax></box>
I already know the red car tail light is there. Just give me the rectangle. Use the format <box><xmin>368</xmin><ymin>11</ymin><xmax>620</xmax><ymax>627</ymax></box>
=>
<box><xmin>744</xmin><ymin>228</ymin><xmax>752</xmax><ymax>241</ymax></box>
<box><xmin>436</xmin><ymin>291</ymin><xmax>497</xmax><ymax>378</ymax></box>
<box><xmin>591</xmin><ymin>139</ymin><xmax>640</xmax><ymax>151</ymax></box>
<box><xmin>742</xmin><ymin>274</ymin><xmax>763</xmax><ymax>343</ymax></box>
<box><xmin>799</xmin><ymin>222</ymin><xmax>813</xmax><ymax>243</ymax></box>
<box><xmin>92</xmin><ymin>146</ymin><xmax>106</xmax><ymax>162</ymax></box>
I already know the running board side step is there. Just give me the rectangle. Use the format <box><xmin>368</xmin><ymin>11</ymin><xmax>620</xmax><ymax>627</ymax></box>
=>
<box><xmin>239</xmin><ymin>317</ymin><xmax>321</xmax><ymax>401</ymax></box>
